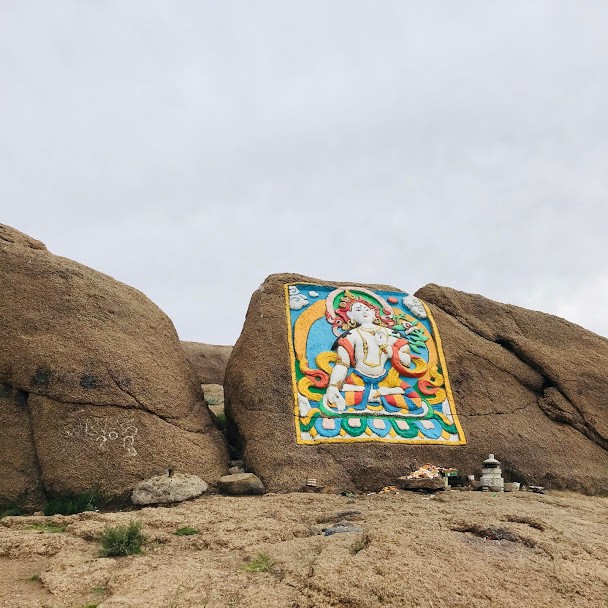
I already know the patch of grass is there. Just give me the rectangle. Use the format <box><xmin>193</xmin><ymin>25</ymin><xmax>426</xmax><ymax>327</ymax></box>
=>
<box><xmin>0</xmin><ymin>503</ymin><xmax>24</xmax><ymax>518</ymax></box>
<box><xmin>92</xmin><ymin>585</ymin><xmax>107</xmax><ymax>595</ymax></box>
<box><xmin>81</xmin><ymin>604</ymin><xmax>99</xmax><ymax>608</ymax></box>
<box><xmin>242</xmin><ymin>552</ymin><xmax>274</xmax><ymax>573</ymax></box>
<box><xmin>44</xmin><ymin>490</ymin><xmax>101</xmax><ymax>516</ymax></box>
<box><xmin>205</xmin><ymin>393</ymin><xmax>224</xmax><ymax>407</ymax></box>
<box><xmin>213</xmin><ymin>411</ymin><xmax>227</xmax><ymax>432</ymax></box>
<box><xmin>350</xmin><ymin>533</ymin><xmax>371</xmax><ymax>555</ymax></box>
<box><xmin>30</xmin><ymin>522</ymin><xmax>66</xmax><ymax>533</ymax></box>
<box><xmin>174</xmin><ymin>526</ymin><xmax>199</xmax><ymax>536</ymax></box>
<box><xmin>99</xmin><ymin>521</ymin><xmax>146</xmax><ymax>557</ymax></box>
<box><xmin>25</xmin><ymin>574</ymin><xmax>41</xmax><ymax>582</ymax></box>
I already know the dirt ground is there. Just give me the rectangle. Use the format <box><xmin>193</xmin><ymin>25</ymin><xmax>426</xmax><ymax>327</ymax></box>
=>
<box><xmin>1</xmin><ymin>489</ymin><xmax>607</xmax><ymax>608</ymax></box>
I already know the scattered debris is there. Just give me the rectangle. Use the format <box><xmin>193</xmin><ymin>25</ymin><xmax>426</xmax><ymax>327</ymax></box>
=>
<box><xmin>405</xmin><ymin>464</ymin><xmax>444</xmax><ymax>479</ymax></box>
<box><xmin>396</xmin><ymin>465</ymin><xmax>450</xmax><ymax>492</ymax></box>
<box><xmin>379</xmin><ymin>486</ymin><xmax>398</xmax><ymax>494</ymax></box>
<box><xmin>528</xmin><ymin>486</ymin><xmax>545</xmax><ymax>494</ymax></box>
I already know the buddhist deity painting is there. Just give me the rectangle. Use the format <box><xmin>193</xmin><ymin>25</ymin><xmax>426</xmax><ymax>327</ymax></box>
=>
<box><xmin>285</xmin><ymin>283</ymin><xmax>466</xmax><ymax>445</ymax></box>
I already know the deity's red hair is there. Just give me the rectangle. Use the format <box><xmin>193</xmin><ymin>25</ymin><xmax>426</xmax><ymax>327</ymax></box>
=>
<box><xmin>330</xmin><ymin>295</ymin><xmax>394</xmax><ymax>331</ymax></box>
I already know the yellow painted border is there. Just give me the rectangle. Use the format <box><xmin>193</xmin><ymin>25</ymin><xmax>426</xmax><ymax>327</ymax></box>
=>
<box><xmin>284</xmin><ymin>282</ymin><xmax>467</xmax><ymax>446</ymax></box>
<box><xmin>284</xmin><ymin>283</ymin><xmax>302</xmax><ymax>442</ymax></box>
<box><xmin>422</xmin><ymin>300</ymin><xmax>467</xmax><ymax>445</ymax></box>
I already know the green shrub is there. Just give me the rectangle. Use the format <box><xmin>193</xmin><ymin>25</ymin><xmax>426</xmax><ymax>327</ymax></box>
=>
<box><xmin>44</xmin><ymin>490</ymin><xmax>101</xmax><ymax>516</ymax></box>
<box><xmin>99</xmin><ymin>521</ymin><xmax>146</xmax><ymax>557</ymax></box>
<box><xmin>0</xmin><ymin>500</ymin><xmax>24</xmax><ymax>518</ymax></box>
<box><xmin>174</xmin><ymin>526</ymin><xmax>199</xmax><ymax>536</ymax></box>
<box><xmin>213</xmin><ymin>411</ymin><xmax>227</xmax><ymax>431</ymax></box>
<box><xmin>242</xmin><ymin>552</ymin><xmax>274</xmax><ymax>572</ymax></box>
<box><xmin>0</xmin><ymin>505</ymin><xmax>23</xmax><ymax>518</ymax></box>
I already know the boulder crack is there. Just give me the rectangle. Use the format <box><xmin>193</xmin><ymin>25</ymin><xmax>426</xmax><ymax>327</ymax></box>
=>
<box><xmin>427</xmin><ymin>300</ymin><xmax>606</xmax><ymax>450</ymax></box>
<box><xmin>23</xmin><ymin>389</ymin><xmax>47</xmax><ymax>501</ymax></box>
<box><xmin>106</xmin><ymin>369</ymin><xmax>147</xmax><ymax>409</ymax></box>
<box><xmin>106</xmin><ymin>369</ymin><xmax>184</xmax><ymax>423</ymax></box>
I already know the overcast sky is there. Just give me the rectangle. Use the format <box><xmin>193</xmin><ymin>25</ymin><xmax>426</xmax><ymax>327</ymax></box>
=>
<box><xmin>2</xmin><ymin>1</ymin><xmax>607</xmax><ymax>344</ymax></box>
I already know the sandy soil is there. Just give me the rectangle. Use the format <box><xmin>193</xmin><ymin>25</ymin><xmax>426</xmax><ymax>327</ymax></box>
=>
<box><xmin>1</xmin><ymin>489</ymin><xmax>607</xmax><ymax>608</ymax></box>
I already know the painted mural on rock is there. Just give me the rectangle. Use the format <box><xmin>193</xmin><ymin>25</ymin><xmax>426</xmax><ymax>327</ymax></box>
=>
<box><xmin>286</xmin><ymin>283</ymin><xmax>466</xmax><ymax>445</ymax></box>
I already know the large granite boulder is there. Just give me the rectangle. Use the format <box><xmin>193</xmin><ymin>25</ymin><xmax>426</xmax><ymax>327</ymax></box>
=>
<box><xmin>415</xmin><ymin>283</ymin><xmax>608</xmax><ymax>493</ymax></box>
<box><xmin>0</xmin><ymin>224</ymin><xmax>228</xmax><ymax>510</ymax></box>
<box><xmin>224</xmin><ymin>273</ymin><xmax>608</xmax><ymax>494</ymax></box>
<box><xmin>182</xmin><ymin>342</ymin><xmax>232</xmax><ymax>385</ymax></box>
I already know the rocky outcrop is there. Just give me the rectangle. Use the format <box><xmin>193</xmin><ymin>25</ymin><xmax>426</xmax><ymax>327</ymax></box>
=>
<box><xmin>224</xmin><ymin>273</ymin><xmax>608</xmax><ymax>495</ymax></box>
<box><xmin>182</xmin><ymin>342</ymin><xmax>232</xmax><ymax>385</ymax></box>
<box><xmin>414</xmin><ymin>283</ymin><xmax>608</xmax><ymax>493</ymax></box>
<box><xmin>0</xmin><ymin>224</ymin><xmax>228</xmax><ymax>510</ymax></box>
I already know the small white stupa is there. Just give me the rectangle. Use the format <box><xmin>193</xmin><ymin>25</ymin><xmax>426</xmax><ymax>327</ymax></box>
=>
<box><xmin>479</xmin><ymin>454</ymin><xmax>504</xmax><ymax>491</ymax></box>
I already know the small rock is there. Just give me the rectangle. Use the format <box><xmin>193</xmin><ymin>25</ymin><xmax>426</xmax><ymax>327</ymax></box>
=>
<box><xmin>228</xmin><ymin>466</ymin><xmax>245</xmax><ymax>475</ymax></box>
<box><xmin>131</xmin><ymin>473</ymin><xmax>208</xmax><ymax>505</ymax></box>
<box><xmin>230</xmin><ymin>460</ymin><xmax>244</xmax><ymax>468</ymax></box>
<box><xmin>323</xmin><ymin>523</ymin><xmax>362</xmax><ymax>536</ymax></box>
<box><xmin>218</xmin><ymin>473</ymin><xmax>265</xmax><ymax>496</ymax></box>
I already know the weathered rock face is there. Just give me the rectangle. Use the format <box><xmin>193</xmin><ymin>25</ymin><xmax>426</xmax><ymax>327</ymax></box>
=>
<box><xmin>225</xmin><ymin>273</ymin><xmax>608</xmax><ymax>495</ymax></box>
<box><xmin>415</xmin><ymin>283</ymin><xmax>608</xmax><ymax>494</ymax></box>
<box><xmin>182</xmin><ymin>342</ymin><xmax>232</xmax><ymax>385</ymax></box>
<box><xmin>0</xmin><ymin>224</ymin><xmax>228</xmax><ymax>510</ymax></box>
